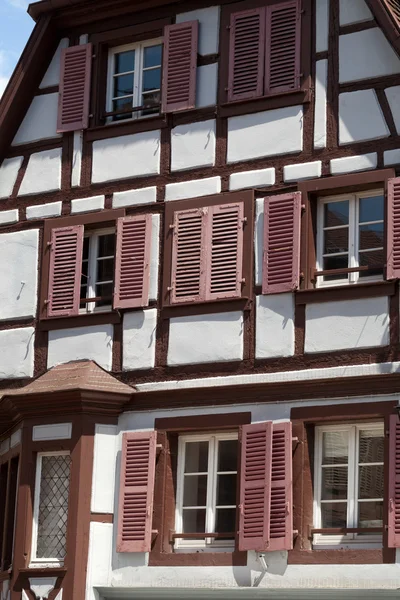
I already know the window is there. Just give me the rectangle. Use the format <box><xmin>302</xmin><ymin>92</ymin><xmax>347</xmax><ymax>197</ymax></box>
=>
<box><xmin>313</xmin><ymin>423</ymin><xmax>384</xmax><ymax>548</ymax></box>
<box><xmin>80</xmin><ymin>228</ymin><xmax>115</xmax><ymax>312</ymax></box>
<box><xmin>175</xmin><ymin>433</ymin><xmax>238</xmax><ymax>550</ymax></box>
<box><xmin>0</xmin><ymin>456</ymin><xmax>19</xmax><ymax>572</ymax></box>
<box><xmin>31</xmin><ymin>452</ymin><xmax>71</xmax><ymax>565</ymax></box>
<box><xmin>107</xmin><ymin>40</ymin><xmax>162</xmax><ymax>122</ymax></box>
<box><xmin>316</xmin><ymin>190</ymin><xmax>384</xmax><ymax>286</ymax></box>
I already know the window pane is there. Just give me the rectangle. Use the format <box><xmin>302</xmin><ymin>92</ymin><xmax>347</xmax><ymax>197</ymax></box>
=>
<box><xmin>321</xmin><ymin>467</ymin><xmax>348</xmax><ymax>500</ymax></box>
<box><xmin>358</xmin><ymin>465</ymin><xmax>384</xmax><ymax>500</ymax></box>
<box><xmin>112</xmin><ymin>97</ymin><xmax>133</xmax><ymax>120</ymax></box>
<box><xmin>358</xmin><ymin>501</ymin><xmax>383</xmax><ymax>528</ymax></box>
<box><xmin>324</xmin><ymin>201</ymin><xmax>349</xmax><ymax>228</ymax></box>
<box><xmin>185</xmin><ymin>441</ymin><xmax>208</xmax><ymax>473</ymax></box>
<box><xmin>324</xmin><ymin>228</ymin><xmax>349</xmax><ymax>254</ymax></box>
<box><xmin>359</xmin><ymin>250</ymin><xmax>384</xmax><ymax>278</ymax></box>
<box><xmin>95</xmin><ymin>282</ymin><xmax>113</xmax><ymax>306</ymax></box>
<box><xmin>141</xmin><ymin>91</ymin><xmax>161</xmax><ymax>116</ymax></box>
<box><xmin>359</xmin><ymin>428</ymin><xmax>384</xmax><ymax>463</ymax></box>
<box><xmin>322</xmin><ymin>255</ymin><xmax>348</xmax><ymax>280</ymax></box>
<box><xmin>144</xmin><ymin>45</ymin><xmax>162</xmax><ymax>68</ymax></box>
<box><xmin>218</xmin><ymin>440</ymin><xmax>238</xmax><ymax>472</ymax></box>
<box><xmin>215</xmin><ymin>508</ymin><xmax>236</xmax><ymax>535</ymax></box>
<box><xmin>83</xmin><ymin>236</ymin><xmax>89</xmax><ymax>260</ymax></box>
<box><xmin>216</xmin><ymin>474</ymin><xmax>237</xmax><ymax>506</ymax></box>
<box><xmin>182</xmin><ymin>509</ymin><xmax>206</xmax><ymax>533</ymax></box>
<box><xmin>359</xmin><ymin>223</ymin><xmax>384</xmax><ymax>251</ymax></box>
<box><xmin>98</xmin><ymin>234</ymin><xmax>115</xmax><ymax>258</ymax></box>
<box><xmin>97</xmin><ymin>258</ymin><xmax>114</xmax><ymax>283</ymax></box>
<box><xmin>115</xmin><ymin>50</ymin><xmax>135</xmax><ymax>74</ymax></box>
<box><xmin>143</xmin><ymin>68</ymin><xmax>161</xmax><ymax>93</ymax></box>
<box><xmin>322</xmin><ymin>431</ymin><xmax>348</xmax><ymax>465</ymax></box>
<box><xmin>359</xmin><ymin>195</ymin><xmax>384</xmax><ymax>223</ymax></box>
<box><xmin>321</xmin><ymin>502</ymin><xmax>347</xmax><ymax>528</ymax></box>
<box><xmin>183</xmin><ymin>475</ymin><xmax>207</xmax><ymax>506</ymax></box>
<box><xmin>113</xmin><ymin>73</ymin><xmax>134</xmax><ymax>98</ymax></box>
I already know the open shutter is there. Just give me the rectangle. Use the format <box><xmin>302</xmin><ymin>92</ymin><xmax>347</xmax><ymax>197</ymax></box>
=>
<box><xmin>388</xmin><ymin>414</ymin><xmax>400</xmax><ymax>547</ymax></box>
<box><xmin>114</xmin><ymin>215</ymin><xmax>152</xmax><ymax>310</ymax></box>
<box><xmin>57</xmin><ymin>44</ymin><xmax>92</xmax><ymax>133</ymax></box>
<box><xmin>263</xmin><ymin>192</ymin><xmax>301</xmax><ymax>294</ymax></box>
<box><xmin>228</xmin><ymin>8</ymin><xmax>265</xmax><ymax>102</ymax></box>
<box><xmin>265</xmin><ymin>0</ymin><xmax>301</xmax><ymax>94</ymax></box>
<box><xmin>268</xmin><ymin>422</ymin><xmax>293</xmax><ymax>551</ymax></box>
<box><xmin>162</xmin><ymin>21</ymin><xmax>198</xmax><ymax>113</ymax></box>
<box><xmin>207</xmin><ymin>202</ymin><xmax>244</xmax><ymax>300</ymax></box>
<box><xmin>386</xmin><ymin>177</ymin><xmax>400</xmax><ymax>280</ymax></box>
<box><xmin>117</xmin><ymin>431</ymin><xmax>157</xmax><ymax>553</ymax></box>
<box><xmin>238</xmin><ymin>422</ymin><xmax>272</xmax><ymax>551</ymax></box>
<box><xmin>47</xmin><ymin>225</ymin><xmax>83</xmax><ymax>318</ymax></box>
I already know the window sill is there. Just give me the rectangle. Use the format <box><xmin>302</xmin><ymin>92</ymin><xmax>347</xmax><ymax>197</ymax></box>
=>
<box><xmin>39</xmin><ymin>310</ymin><xmax>121</xmax><ymax>331</ymax></box>
<box><xmin>149</xmin><ymin>549</ymin><xmax>246</xmax><ymax>567</ymax></box>
<box><xmin>288</xmin><ymin>547</ymin><xmax>395</xmax><ymax>565</ymax></box>
<box><xmin>162</xmin><ymin>297</ymin><xmax>250</xmax><ymax>319</ymax></box>
<box><xmin>19</xmin><ymin>567</ymin><xmax>67</xmax><ymax>576</ymax></box>
<box><xmin>296</xmin><ymin>280</ymin><xmax>395</xmax><ymax>305</ymax></box>
<box><xmin>86</xmin><ymin>114</ymin><xmax>168</xmax><ymax>142</ymax></box>
<box><xmin>219</xmin><ymin>88</ymin><xmax>310</xmax><ymax>118</ymax></box>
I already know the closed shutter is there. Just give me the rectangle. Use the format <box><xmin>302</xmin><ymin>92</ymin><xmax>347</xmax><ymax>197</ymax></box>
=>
<box><xmin>386</xmin><ymin>177</ymin><xmax>400</xmax><ymax>280</ymax></box>
<box><xmin>238</xmin><ymin>422</ymin><xmax>272</xmax><ymax>551</ymax></box>
<box><xmin>262</xmin><ymin>192</ymin><xmax>302</xmax><ymax>294</ymax></box>
<box><xmin>265</xmin><ymin>0</ymin><xmax>301</xmax><ymax>94</ymax></box>
<box><xmin>57</xmin><ymin>44</ymin><xmax>92</xmax><ymax>133</ymax></box>
<box><xmin>114</xmin><ymin>215</ymin><xmax>152</xmax><ymax>310</ymax></box>
<box><xmin>384</xmin><ymin>0</ymin><xmax>400</xmax><ymax>26</ymax></box>
<box><xmin>268</xmin><ymin>422</ymin><xmax>293</xmax><ymax>551</ymax></box>
<box><xmin>162</xmin><ymin>21</ymin><xmax>198</xmax><ymax>113</ymax></box>
<box><xmin>228</xmin><ymin>8</ymin><xmax>265</xmax><ymax>102</ymax></box>
<box><xmin>388</xmin><ymin>414</ymin><xmax>400</xmax><ymax>548</ymax></box>
<box><xmin>47</xmin><ymin>225</ymin><xmax>83</xmax><ymax>318</ymax></box>
<box><xmin>117</xmin><ymin>431</ymin><xmax>157</xmax><ymax>553</ymax></box>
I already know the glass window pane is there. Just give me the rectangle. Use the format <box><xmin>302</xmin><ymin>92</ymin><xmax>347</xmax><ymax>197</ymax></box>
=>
<box><xmin>97</xmin><ymin>258</ymin><xmax>114</xmax><ymax>283</ymax></box>
<box><xmin>358</xmin><ymin>465</ymin><xmax>384</xmax><ymax>499</ymax></box>
<box><xmin>182</xmin><ymin>509</ymin><xmax>206</xmax><ymax>533</ymax></box>
<box><xmin>359</xmin><ymin>195</ymin><xmax>384</xmax><ymax>223</ymax></box>
<box><xmin>359</xmin><ymin>428</ymin><xmax>384</xmax><ymax>463</ymax></box>
<box><xmin>322</xmin><ymin>431</ymin><xmax>349</xmax><ymax>465</ymax></box>
<box><xmin>358</xmin><ymin>501</ymin><xmax>383</xmax><ymax>529</ymax></box>
<box><xmin>183</xmin><ymin>474</ymin><xmax>207</xmax><ymax>506</ymax></box>
<box><xmin>359</xmin><ymin>223</ymin><xmax>384</xmax><ymax>251</ymax></box>
<box><xmin>215</xmin><ymin>508</ymin><xmax>236</xmax><ymax>535</ymax></box>
<box><xmin>324</xmin><ymin>201</ymin><xmax>349</xmax><ymax>228</ymax></box>
<box><xmin>324</xmin><ymin>228</ymin><xmax>349</xmax><ymax>254</ymax></box>
<box><xmin>321</xmin><ymin>502</ymin><xmax>347</xmax><ymax>528</ymax></box>
<box><xmin>112</xmin><ymin>97</ymin><xmax>133</xmax><ymax>120</ymax></box>
<box><xmin>359</xmin><ymin>250</ymin><xmax>384</xmax><ymax>278</ymax></box>
<box><xmin>115</xmin><ymin>50</ymin><xmax>135</xmax><ymax>74</ymax></box>
<box><xmin>98</xmin><ymin>234</ymin><xmax>115</xmax><ymax>258</ymax></box>
<box><xmin>142</xmin><ymin>68</ymin><xmax>161</xmax><ymax>93</ymax></box>
<box><xmin>83</xmin><ymin>237</ymin><xmax>89</xmax><ymax>260</ymax></box>
<box><xmin>95</xmin><ymin>282</ymin><xmax>113</xmax><ymax>306</ymax></box>
<box><xmin>113</xmin><ymin>73</ymin><xmax>134</xmax><ymax>98</ymax></box>
<box><xmin>144</xmin><ymin>45</ymin><xmax>162</xmax><ymax>68</ymax></box>
<box><xmin>322</xmin><ymin>255</ymin><xmax>348</xmax><ymax>280</ymax></box>
<box><xmin>141</xmin><ymin>91</ymin><xmax>161</xmax><ymax>116</ymax></box>
<box><xmin>216</xmin><ymin>474</ymin><xmax>237</xmax><ymax>506</ymax></box>
<box><xmin>321</xmin><ymin>467</ymin><xmax>348</xmax><ymax>500</ymax></box>
<box><xmin>184</xmin><ymin>441</ymin><xmax>208</xmax><ymax>473</ymax></box>
<box><xmin>218</xmin><ymin>440</ymin><xmax>238</xmax><ymax>472</ymax></box>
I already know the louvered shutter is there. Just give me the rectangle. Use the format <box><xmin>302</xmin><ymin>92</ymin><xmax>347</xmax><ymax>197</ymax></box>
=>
<box><xmin>386</xmin><ymin>177</ymin><xmax>400</xmax><ymax>280</ymax></box>
<box><xmin>117</xmin><ymin>431</ymin><xmax>157</xmax><ymax>553</ymax></box>
<box><xmin>268</xmin><ymin>422</ymin><xmax>293</xmax><ymax>551</ymax></box>
<box><xmin>388</xmin><ymin>414</ymin><xmax>400</xmax><ymax>547</ymax></box>
<box><xmin>162</xmin><ymin>21</ymin><xmax>198</xmax><ymax>113</ymax></box>
<box><xmin>384</xmin><ymin>0</ymin><xmax>400</xmax><ymax>26</ymax></box>
<box><xmin>228</xmin><ymin>8</ymin><xmax>265</xmax><ymax>102</ymax></box>
<box><xmin>238</xmin><ymin>422</ymin><xmax>272</xmax><ymax>552</ymax></box>
<box><xmin>262</xmin><ymin>192</ymin><xmax>302</xmax><ymax>294</ymax></box>
<box><xmin>57</xmin><ymin>44</ymin><xmax>92</xmax><ymax>133</ymax></box>
<box><xmin>207</xmin><ymin>203</ymin><xmax>244</xmax><ymax>300</ymax></box>
<box><xmin>47</xmin><ymin>225</ymin><xmax>83</xmax><ymax>318</ymax></box>
<box><xmin>114</xmin><ymin>215</ymin><xmax>152</xmax><ymax>310</ymax></box>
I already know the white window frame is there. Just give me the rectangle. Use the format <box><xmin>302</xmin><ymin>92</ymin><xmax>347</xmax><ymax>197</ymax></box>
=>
<box><xmin>175</xmin><ymin>432</ymin><xmax>238</xmax><ymax>552</ymax></box>
<box><xmin>80</xmin><ymin>227</ymin><xmax>115</xmax><ymax>314</ymax></box>
<box><xmin>30</xmin><ymin>451</ymin><xmax>70</xmax><ymax>567</ymax></box>
<box><xmin>106</xmin><ymin>38</ymin><xmax>163</xmax><ymax>123</ymax></box>
<box><xmin>316</xmin><ymin>189</ymin><xmax>384</xmax><ymax>288</ymax></box>
<box><xmin>313</xmin><ymin>422</ymin><xmax>384</xmax><ymax>549</ymax></box>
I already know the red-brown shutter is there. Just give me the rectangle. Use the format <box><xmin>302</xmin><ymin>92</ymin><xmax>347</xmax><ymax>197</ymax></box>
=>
<box><xmin>47</xmin><ymin>225</ymin><xmax>83</xmax><ymax>318</ymax></box>
<box><xmin>207</xmin><ymin>203</ymin><xmax>244</xmax><ymax>300</ymax></box>
<box><xmin>386</xmin><ymin>177</ymin><xmax>400</xmax><ymax>280</ymax></box>
<box><xmin>265</xmin><ymin>0</ymin><xmax>301</xmax><ymax>94</ymax></box>
<box><xmin>268</xmin><ymin>422</ymin><xmax>293</xmax><ymax>551</ymax></box>
<box><xmin>162</xmin><ymin>21</ymin><xmax>198</xmax><ymax>113</ymax></box>
<box><xmin>114</xmin><ymin>215</ymin><xmax>152</xmax><ymax>310</ymax></box>
<box><xmin>388</xmin><ymin>413</ymin><xmax>400</xmax><ymax>548</ymax></box>
<box><xmin>238</xmin><ymin>422</ymin><xmax>272</xmax><ymax>551</ymax></box>
<box><xmin>262</xmin><ymin>192</ymin><xmax>302</xmax><ymax>294</ymax></box>
<box><xmin>57</xmin><ymin>44</ymin><xmax>92</xmax><ymax>133</ymax></box>
<box><xmin>228</xmin><ymin>8</ymin><xmax>265</xmax><ymax>102</ymax></box>
<box><xmin>117</xmin><ymin>431</ymin><xmax>157</xmax><ymax>553</ymax></box>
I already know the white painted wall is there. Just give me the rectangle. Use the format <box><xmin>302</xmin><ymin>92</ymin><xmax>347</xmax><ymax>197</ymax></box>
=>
<box><xmin>197</xmin><ymin>64</ymin><xmax>218</xmax><ymax>108</ymax></box>
<box><xmin>283</xmin><ymin>161</ymin><xmax>321</xmax><ymax>182</ymax></box>
<box><xmin>176</xmin><ymin>6</ymin><xmax>220</xmax><ymax>55</ymax></box>
<box><xmin>227</xmin><ymin>106</ymin><xmax>303</xmax><ymax>163</ymax></box>
<box><xmin>256</xmin><ymin>294</ymin><xmax>295</xmax><ymax>358</ymax></box>
<box><xmin>0</xmin><ymin>327</ymin><xmax>34</xmax><ymax>378</ymax></box>
<box><xmin>18</xmin><ymin>148</ymin><xmax>62</xmax><ymax>196</ymax></box>
<box><xmin>48</xmin><ymin>325</ymin><xmax>113</xmax><ymax>371</ymax></box>
<box><xmin>32</xmin><ymin>423</ymin><xmax>72</xmax><ymax>441</ymax></box>
<box><xmin>230</xmin><ymin>168</ymin><xmax>275</xmax><ymax>191</ymax></box>
<box><xmin>0</xmin><ymin>210</ymin><xmax>18</xmax><ymax>225</ymax></box>
<box><xmin>314</xmin><ymin>59</ymin><xmax>328</xmax><ymax>150</ymax></box>
<box><xmin>165</xmin><ymin>177</ymin><xmax>221</xmax><ymax>201</ymax></box>
<box><xmin>384</xmin><ymin>148</ymin><xmax>400</xmax><ymax>166</ymax></box>
<box><xmin>112</xmin><ymin>187</ymin><xmax>157</xmax><ymax>208</ymax></box>
<box><xmin>92</xmin><ymin>131</ymin><xmax>161</xmax><ymax>183</ymax></box>
<box><xmin>316</xmin><ymin>0</ymin><xmax>329</xmax><ymax>53</ymax></box>
<box><xmin>71</xmin><ymin>131</ymin><xmax>83</xmax><ymax>188</ymax></box>
<box><xmin>330</xmin><ymin>153</ymin><xmax>377</xmax><ymax>175</ymax></box>
<box><xmin>13</xmin><ymin>94</ymin><xmax>60</xmax><ymax>146</ymax></box>
<box><xmin>0</xmin><ymin>229</ymin><xmax>38</xmax><ymax>321</ymax></box>
<box><xmin>150</xmin><ymin>214</ymin><xmax>160</xmax><ymax>302</ymax></box>
<box><xmin>339</xmin><ymin>0</ymin><xmax>372</xmax><ymax>25</ymax></box>
<box><xmin>339</xmin><ymin>89</ymin><xmax>389</xmax><ymax>144</ymax></box>
<box><xmin>254</xmin><ymin>198</ymin><xmax>264</xmax><ymax>287</ymax></box>
<box><xmin>71</xmin><ymin>195</ymin><xmax>105</xmax><ymax>214</ymax></box>
<box><xmin>168</xmin><ymin>312</ymin><xmax>244</xmax><ymax>366</ymax></box>
<box><xmin>26</xmin><ymin>201</ymin><xmax>62</xmax><ymax>220</ymax></box>
<box><xmin>385</xmin><ymin>86</ymin><xmax>400</xmax><ymax>135</ymax></box>
<box><xmin>122</xmin><ymin>309</ymin><xmax>157</xmax><ymax>371</ymax></box>
<box><xmin>171</xmin><ymin>120</ymin><xmax>216</xmax><ymax>171</ymax></box>
<box><xmin>0</xmin><ymin>157</ymin><xmax>23</xmax><ymax>199</ymax></box>
<box><xmin>339</xmin><ymin>29</ymin><xmax>400</xmax><ymax>83</ymax></box>
<box><xmin>39</xmin><ymin>38</ymin><xmax>69</xmax><ymax>88</ymax></box>
<box><xmin>91</xmin><ymin>424</ymin><xmax>118</xmax><ymax>514</ymax></box>
<box><xmin>305</xmin><ymin>297</ymin><xmax>389</xmax><ymax>353</ymax></box>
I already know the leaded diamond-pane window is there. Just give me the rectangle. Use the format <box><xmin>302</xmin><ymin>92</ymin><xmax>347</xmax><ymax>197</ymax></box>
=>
<box><xmin>36</xmin><ymin>454</ymin><xmax>71</xmax><ymax>560</ymax></box>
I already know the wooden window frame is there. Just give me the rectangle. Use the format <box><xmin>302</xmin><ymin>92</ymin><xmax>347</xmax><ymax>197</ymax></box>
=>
<box><xmin>81</xmin><ymin>227</ymin><xmax>116</xmax><ymax>313</ymax></box>
<box><xmin>0</xmin><ymin>447</ymin><xmax>19</xmax><ymax>574</ymax></box>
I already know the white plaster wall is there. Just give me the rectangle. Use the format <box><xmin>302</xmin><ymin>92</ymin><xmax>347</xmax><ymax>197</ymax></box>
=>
<box><xmin>71</xmin><ymin>195</ymin><xmax>105</xmax><ymax>214</ymax></box>
<box><xmin>91</xmin><ymin>425</ymin><xmax>118</xmax><ymax>513</ymax></box>
<box><xmin>40</xmin><ymin>38</ymin><xmax>69</xmax><ymax>88</ymax></box>
<box><xmin>339</xmin><ymin>0</ymin><xmax>372</xmax><ymax>25</ymax></box>
<box><xmin>0</xmin><ymin>210</ymin><xmax>18</xmax><ymax>225</ymax></box>
<box><xmin>26</xmin><ymin>201</ymin><xmax>62</xmax><ymax>220</ymax></box>
<box><xmin>48</xmin><ymin>325</ymin><xmax>113</xmax><ymax>371</ymax></box>
<box><xmin>171</xmin><ymin>120</ymin><xmax>216</xmax><ymax>171</ymax></box>
<box><xmin>314</xmin><ymin>59</ymin><xmax>327</xmax><ymax>150</ymax></box>
<box><xmin>316</xmin><ymin>0</ymin><xmax>329</xmax><ymax>53</ymax></box>
<box><xmin>385</xmin><ymin>86</ymin><xmax>400</xmax><ymax>135</ymax></box>
<box><xmin>305</xmin><ymin>297</ymin><xmax>389</xmax><ymax>353</ymax></box>
<box><xmin>227</xmin><ymin>106</ymin><xmax>303</xmax><ymax>163</ymax></box>
<box><xmin>0</xmin><ymin>229</ymin><xmax>38</xmax><ymax>321</ymax></box>
<box><xmin>13</xmin><ymin>94</ymin><xmax>60</xmax><ymax>146</ymax></box>
<box><xmin>254</xmin><ymin>197</ymin><xmax>264</xmax><ymax>287</ymax></box>
<box><xmin>176</xmin><ymin>6</ymin><xmax>220</xmax><ymax>55</ymax></box>
<box><xmin>112</xmin><ymin>187</ymin><xmax>157</xmax><ymax>208</ymax></box>
<box><xmin>256</xmin><ymin>294</ymin><xmax>295</xmax><ymax>358</ymax></box>
<box><xmin>92</xmin><ymin>131</ymin><xmax>161</xmax><ymax>183</ymax></box>
<box><xmin>149</xmin><ymin>214</ymin><xmax>160</xmax><ymax>301</ymax></box>
<box><xmin>384</xmin><ymin>148</ymin><xmax>400</xmax><ymax>166</ymax></box>
<box><xmin>32</xmin><ymin>423</ymin><xmax>72</xmax><ymax>441</ymax></box>
<box><xmin>339</xmin><ymin>89</ymin><xmax>389</xmax><ymax>144</ymax></box>
<box><xmin>18</xmin><ymin>148</ymin><xmax>62</xmax><ymax>196</ymax></box>
<box><xmin>165</xmin><ymin>177</ymin><xmax>221</xmax><ymax>201</ymax></box>
<box><xmin>339</xmin><ymin>29</ymin><xmax>400</xmax><ymax>83</ymax></box>
<box><xmin>330</xmin><ymin>153</ymin><xmax>377</xmax><ymax>175</ymax></box>
<box><xmin>230</xmin><ymin>168</ymin><xmax>275</xmax><ymax>191</ymax></box>
<box><xmin>71</xmin><ymin>131</ymin><xmax>83</xmax><ymax>188</ymax></box>
<box><xmin>0</xmin><ymin>157</ymin><xmax>23</xmax><ymax>199</ymax></box>
<box><xmin>122</xmin><ymin>309</ymin><xmax>157</xmax><ymax>371</ymax></box>
<box><xmin>0</xmin><ymin>328</ymin><xmax>34</xmax><ymax>378</ymax></box>
<box><xmin>283</xmin><ymin>161</ymin><xmax>321</xmax><ymax>182</ymax></box>
<box><xmin>197</xmin><ymin>63</ymin><xmax>217</xmax><ymax>108</ymax></box>
<box><xmin>168</xmin><ymin>312</ymin><xmax>244</xmax><ymax>366</ymax></box>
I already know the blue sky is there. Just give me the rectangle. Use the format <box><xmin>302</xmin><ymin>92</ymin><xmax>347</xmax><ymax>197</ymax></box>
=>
<box><xmin>0</xmin><ymin>0</ymin><xmax>34</xmax><ymax>97</ymax></box>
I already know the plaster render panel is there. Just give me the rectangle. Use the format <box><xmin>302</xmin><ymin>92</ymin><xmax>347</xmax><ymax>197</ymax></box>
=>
<box><xmin>230</xmin><ymin>168</ymin><xmax>275</xmax><ymax>191</ymax></box>
<box><xmin>316</xmin><ymin>0</ymin><xmax>329</xmax><ymax>53</ymax></box>
<box><xmin>256</xmin><ymin>294</ymin><xmax>295</xmax><ymax>358</ymax></box>
<box><xmin>39</xmin><ymin>38</ymin><xmax>69</xmax><ymax>88</ymax></box>
<box><xmin>18</xmin><ymin>148</ymin><xmax>62</xmax><ymax>196</ymax></box>
<box><xmin>283</xmin><ymin>161</ymin><xmax>322</xmax><ymax>182</ymax></box>
<box><xmin>92</xmin><ymin>131</ymin><xmax>161</xmax><ymax>183</ymax></box>
<box><xmin>330</xmin><ymin>153</ymin><xmax>377</xmax><ymax>175</ymax></box>
<box><xmin>385</xmin><ymin>86</ymin><xmax>400</xmax><ymax>135</ymax></box>
<box><xmin>0</xmin><ymin>210</ymin><xmax>18</xmax><ymax>226</ymax></box>
<box><xmin>227</xmin><ymin>106</ymin><xmax>303</xmax><ymax>163</ymax></box>
<box><xmin>32</xmin><ymin>423</ymin><xmax>72</xmax><ymax>441</ymax></box>
<box><xmin>254</xmin><ymin>197</ymin><xmax>264</xmax><ymax>287</ymax></box>
<box><xmin>339</xmin><ymin>29</ymin><xmax>400</xmax><ymax>83</ymax></box>
<box><xmin>168</xmin><ymin>312</ymin><xmax>244</xmax><ymax>366</ymax></box>
<box><xmin>0</xmin><ymin>328</ymin><xmax>34</xmax><ymax>378</ymax></box>
<box><xmin>13</xmin><ymin>94</ymin><xmax>61</xmax><ymax>146</ymax></box>
<box><xmin>71</xmin><ymin>195</ymin><xmax>105</xmax><ymax>214</ymax></box>
<box><xmin>196</xmin><ymin>63</ymin><xmax>218</xmax><ymax>108</ymax></box>
<box><xmin>384</xmin><ymin>148</ymin><xmax>400</xmax><ymax>166</ymax></box>
<box><xmin>0</xmin><ymin>157</ymin><xmax>23</xmax><ymax>199</ymax></box>
<box><xmin>0</xmin><ymin>229</ymin><xmax>38</xmax><ymax>320</ymax></box>
<box><xmin>26</xmin><ymin>201</ymin><xmax>62</xmax><ymax>220</ymax></box>
<box><xmin>149</xmin><ymin>214</ymin><xmax>160</xmax><ymax>301</ymax></box>
<box><xmin>48</xmin><ymin>325</ymin><xmax>113</xmax><ymax>371</ymax></box>
<box><xmin>314</xmin><ymin>59</ymin><xmax>328</xmax><ymax>149</ymax></box>
<box><xmin>123</xmin><ymin>309</ymin><xmax>157</xmax><ymax>371</ymax></box>
<box><xmin>339</xmin><ymin>0</ymin><xmax>373</xmax><ymax>25</ymax></box>
<box><xmin>305</xmin><ymin>297</ymin><xmax>389</xmax><ymax>353</ymax></box>
<box><xmin>176</xmin><ymin>6</ymin><xmax>220</xmax><ymax>55</ymax></box>
<box><xmin>71</xmin><ymin>131</ymin><xmax>83</xmax><ymax>188</ymax></box>
<box><xmin>165</xmin><ymin>177</ymin><xmax>221</xmax><ymax>201</ymax></box>
<box><xmin>91</xmin><ymin>425</ymin><xmax>118</xmax><ymax>513</ymax></box>
<box><xmin>171</xmin><ymin>120</ymin><xmax>216</xmax><ymax>171</ymax></box>
<box><xmin>112</xmin><ymin>187</ymin><xmax>157</xmax><ymax>208</ymax></box>
<box><xmin>339</xmin><ymin>89</ymin><xmax>389</xmax><ymax>144</ymax></box>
